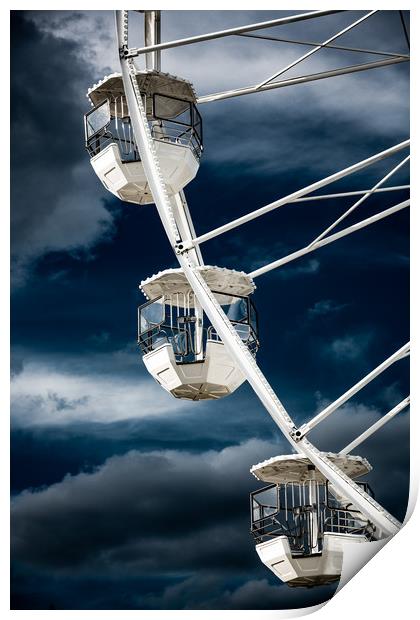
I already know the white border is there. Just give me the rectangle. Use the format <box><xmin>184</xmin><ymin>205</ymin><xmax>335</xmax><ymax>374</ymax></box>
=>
<box><xmin>3</xmin><ymin>2</ymin><xmax>416</xmax><ymax>617</ymax></box>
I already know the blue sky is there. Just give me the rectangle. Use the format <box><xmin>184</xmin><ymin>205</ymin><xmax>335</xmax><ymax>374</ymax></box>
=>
<box><xmin>11</xmin><ymin>10</ymin><xmax>409</xmax><ymax>610</ymax></box>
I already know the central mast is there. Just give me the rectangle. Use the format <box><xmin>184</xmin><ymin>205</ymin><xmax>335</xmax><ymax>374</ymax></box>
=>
<box><xmin>143</xmin><ymin>10</ymin><xmax>161</xmax><ymax>71</ymax></box>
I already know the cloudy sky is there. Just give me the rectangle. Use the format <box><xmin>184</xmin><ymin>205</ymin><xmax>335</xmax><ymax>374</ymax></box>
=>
<box><xmin>11</xmin><ymin>10</ymin><xmax>409</xmax><ymax>610</ymax></box>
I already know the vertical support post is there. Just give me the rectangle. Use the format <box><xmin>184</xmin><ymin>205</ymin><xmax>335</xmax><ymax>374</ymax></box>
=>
<box><xmin>307</xmin><ymin>467</ymin><xmax>319</xmax><ymax>552</ymax></box>
<box><xmin>144</xmin><ymin>10</ymin><xmax>161</xmax><ymax>71</ymax></box>
<box><xmin>169</xmin><ymin>192</ymin><xmax>205</xmax><ymax>359</ymax></box>
<box><xmin>155</xmin><ymin>10</ymin><xmax>161</xmax><ymax>71</ymax></box>
<box><xmin>194</xmin><ymin>298</ymin><xmax>204</xmax><ymax>361</ymax></box>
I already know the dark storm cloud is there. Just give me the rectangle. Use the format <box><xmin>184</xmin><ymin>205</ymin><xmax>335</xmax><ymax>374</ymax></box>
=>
<box><xmin>12</xmin><ymin>397</ymin><xmax>410</xmax><ymax>574</ymax></box>
<box><xmin>10</xmin><ymin>353</ymin><xmax>187</xmax><ymax>426</ymax></box>
<box><xmin>11</xmin><ymin>439</ymin><xmax>340</xmax><ymax>609</ymax></box>
<box><xmin>10</xmin><ymin>567</ymin><xmax>335</xmax><ymax>611</ymax></box>
<box><xmin>13</xmin><ymin>414</ymin><xmax>408</xmax><ymax>609</ymax></box>
<box><xmin>10</xmin><ymin>396</ymin><xmax>281</xmax><ymax>493</ymax></box>
<box><xmin>10</xmin><ymin>347</ymin><xmax>285</xmax><ymax>442</ymax></box>
<box><xmin>11</xmin><ymin>440</ymin><xmax>280</xmax><ymax>573</ymax></box>
<box><xmin>142</xmin><ymin>573</ymin><xmax>334</xmax><ymax>610</ymax></box>
<box><xmin>11</xmin><ymin>13</ymin><xmax>118</xmax><ymax>284</ymax></box>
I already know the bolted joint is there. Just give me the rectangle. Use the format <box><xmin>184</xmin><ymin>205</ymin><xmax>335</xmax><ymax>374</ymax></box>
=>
<box><xmin>174</xmin><ymin>241</ymin><xmax>193</xmax><ymax>255</ymax></box>
<box><xmin>290</xmin><ymin>428</ymin><xmax>304</xmax><ymax>442</ymax></box>
<box><xmin>174</xmin><ymin>242</ymin><xmax>186</xmax><ymax>255</ymax></box>
<box><xmin>119</xmin><ymin>45</ymin><xmax>129</xmax><ymax>59</ymax></box>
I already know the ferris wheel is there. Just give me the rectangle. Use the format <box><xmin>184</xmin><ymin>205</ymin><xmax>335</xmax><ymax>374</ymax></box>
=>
<box><xmin>84</xmin><ymin>9</ymin><xmax>410</xmax><ymax>589</ymax></box>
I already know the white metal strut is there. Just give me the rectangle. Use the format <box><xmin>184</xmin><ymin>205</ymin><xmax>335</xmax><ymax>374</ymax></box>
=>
<box><xmin>306</xmin><ymin>155</ymin><xmax>410</xmax><ymax>248</ymax></box>
<box><xmin>196</xmin><ymin>57</ymin><xmax>409</xmax><ymax>104</ymax></box>
<box><xmin>255</xmin><ymin>10</ymin><xmax>377</xmax><ymax>90</ymax></box>
<box><xmin>297</xmin><ymin>343</ymin><xmax>409</xmax><ymax>439</ymax></box>
<box><xmin>183</xmin><ymin>140</ymin><xmax>409</xmax><ymax>249</ymax></box>
<box><xmin>124</xmin><ymin>10</ymin><xmax>343</xmax><ymax>58</ymax></box>
<box><xmin>238</xmin><ymin>32</ymin><xmax>410</xmax><ymax>59</ymax></box>
<box><xmin>289</xmin><ymin>185</ymin><xmax>409</xmax><ymax>203</ymax></box>
<box><xmin>116</xmin><ymin>10</ymin><xmax>402</xmax><ymax>539</ymax></box>
<box><xmin>248</xmin><ymin>200</ymin><xmax>409</xmax><ymax>279</ymax></box>
<box><xmin>340</xmin><ymin>397</ymin><xmax>410</xmax><ymax>455</ymax></box>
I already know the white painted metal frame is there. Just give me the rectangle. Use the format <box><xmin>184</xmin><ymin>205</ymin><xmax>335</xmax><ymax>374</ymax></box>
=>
<box><xmin>144</xmin><ymin>10</ymin><xmax>161</xmax><ymax>71</ymax></box>
<box><xmin>306</xmin><ymin>155</ymin><xmax>410</xmax><ymax>248</ymax></box>
<box><xmin>123</xmin><ymin>10</ymin><xmax>343</xmax><ymax>58</ymax></box>
<box><xmin>116</xmin><ymin>9</ymin><xmax>406</xmax><ymax>538</ymax></box>
<box><xmin>297</xmin><ymin>343</ymin><xmax>410</xmax><ymax>439</ymax></box>
<box><xmin>183</xmin><ymin>140</ymin><xmax>409</xmax><ymax>249</ymax></box>
<box><xmin>255</xmin><ymin>10</ymin><xmax>377</xmax><ymax>89</ymax></box>
<box><xmin>288</xmin><ymin>185</ymin><xmax>409</xmax><ymax>203</ymax></box>
<box><xmin>196</xmin><ymin>10</ymin><xmax>409</xmax><ymax>104</ymax></box>
<box><xmin>340</xmin><ymin>397</ymin><xmax>410</xmax><ymax>455</ymax></box>
<box><xmin>248</xmin><ymin>200</ymin><xmax>409</xmax><ymax>279</ymax></box>
<box><xmin>197</xmin><ymin>57</ymin><xmax>409</xmax><ymax>104</ymax></box>
<box><xmin>238</xmin><ymin>32</ymin><xmax>410</xmax><ymax>60</ymax></box>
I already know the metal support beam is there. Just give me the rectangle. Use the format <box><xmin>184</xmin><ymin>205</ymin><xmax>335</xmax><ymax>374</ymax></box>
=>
<box><xmin>197</xmin><ymin>56</ymin><xmax>409</xmax><ymax>104</ymax></box>
<box><xmin>256</xmin><ymin>10</ymin><xmax>377</xmax><ymax>89</ymax></box>
<box><xmin>116</xmin><ymin>12</ymin><xmax>180</xmax><ymax>246</ymax></box>
<box><xmin>238</xmin><ymin>32</ymin><xmax>410</xmax><ymax>60</ymax></box>
<box><xmin>184</xmin><ymin>140</ymin><xmax>409</xmax><ymax>249</ymax></box>
<box><xmin>154</xmin><ymin>10</ymin><xmax>161</xmax><ymax>70</ymax></box>
<box><xmin>340</xmin><ymin>397</ymin><xmax>410</xmax><ymax>455</ymax></box>
<box><xmin>144</xmin><ymin>10</ymin><xmax>161</xmax><ymax>71</ymax></box>
<box><xmin>290</xmin><ymin>185</ymin><xmax>409</xmax><ymax>203</ymax></box>
<box><xmin>296</xmin><ymin>343</ymin><xmax>410</xmax><ymax>439</ymax></box>
<box><xmin>125</xmin><ymin>10</ymin><xmax>343</xmax><ymax>57</ymax></box>
<box><xmin>169</xmin><ymin>191</ymin><xmax>205</xmax><ymax>359</ymax></box>
<box><xmin>248</xmin><ymin>200</ymin><xmax>409</xmax><ymax>279</ymax></box>
<box><xmin>307</xmin><ymin>154</ymin><xmax>410</xmax><ymax>248</ymax></box>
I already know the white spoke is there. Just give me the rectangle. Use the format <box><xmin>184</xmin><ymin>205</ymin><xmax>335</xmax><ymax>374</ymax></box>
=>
<box><xmin>307</xmin><ymin>155</ymin><xmax>410</xmax><ymax>248</ymax></box>
<box><xmin>248</xmin><ymin>200</ymin><xmax>409</xmax><ymax>279</ymax></box>
<box><xmin>340</xmin><ymin>397</ymin><xmax>410</xmax><ymax>455</ymax></box>
<box><xmin>124</xmin><ymin>10</ymin><xmax>342</xmax><ymax>57</ymax></box>
<box><xmin>197</xmin><ymin>57</ymin><xmax>408</xmax><ymax>104</ymax></box>
<box><xmin>296</xmin><ymin>344</ymin><xmax>410</xmax><ymax>439</ymax></box>
<box><xmin>185</xmin><ymin>140</ymin><xmax>409</xmax><ymax>249</ymax></box>
<box><xmin>256</xmin><ymin>10</ymin><xmax>377</xmax><ymax>90</ymax></box>
<box><xmin>239</xmin><ymin>32</ymin><xmax>410</xmax><ymax>59</ymax></box>
<box><xmin>291</xmin><ymin>185</ymin><xmax>409</xmax><ymax>203</ymax></box>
